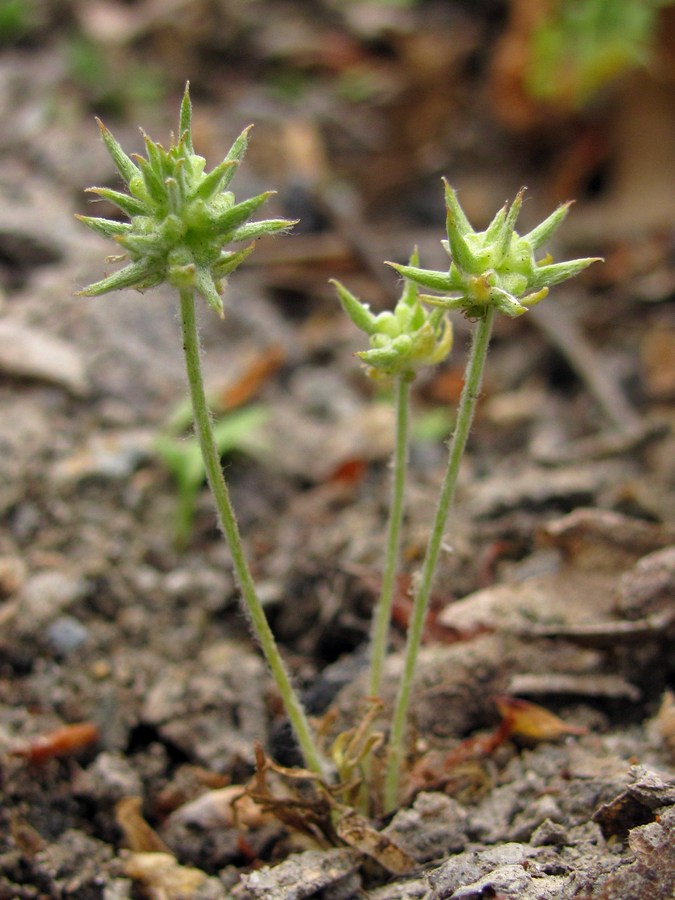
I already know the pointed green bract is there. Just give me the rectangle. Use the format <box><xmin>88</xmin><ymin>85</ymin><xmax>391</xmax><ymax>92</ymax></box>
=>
<box><xmin>179</xmin><ymin>82</ymin><xmax>193</xmax><ymax>154</ymax></box>
<box><xmin>529</xmin><ymin>257</ymin><xmax>601</xmax><ymax>291</ymax></box>
<box><xmin>78</xmin><ymin>85</ymin><xmax>295</xmax><ymax>313</ymax></box>
<box><xmin>190</xmin><ymin>159</ymin><xmax>238</xmax><ymax>202</ymax></box>
<box><xmin>212</xmin><ymin>244</ymin><xmax>255</xmax><ymax>279</ymax></box>
<box><xmin>208</xmin><ymin>191</ymin><xmax>274</xmax><ymax>238</ymax></box>
<box><xmin>85</xmin><ymin>186</ymin><xmax>147</xmax><ymax>218</ymax></box>
<box><xmin>229</xmin><ymin>219</ymin><xmax>296</xmax><ymax>243</ymax></box>
<box><xmin>331</xmin><ymin>280</ymin><xmax>379</xmax><ymax>335</ymax></box>
<box><xmin>96</xmin><ymin>119</ymin><xmax>140</xmax><ymax>185</ymax></box>
<box><xmin>76</xmin><ymin>215</ymin><xmax>132</xmax><ymax>238</ymax></box>
<box><xmin>497</xmin><ymin>187</ymin><xmax>526</xmax><ymax>260</ymax></box>
<box><xmin>524</xmin><ymin>201</ymin><xmax>572</xmax><ymax>249</ymax></box>
<box><xmin>443</xmin><ymin>179</ymin><xmax>473</xmax><ymax>236</ymax></box>
<box><xmin>387</xmin><ymin>262</ymin><xmax>461</xmax><ymax>293</ymax></box>
<box><xmin>77</xmin><ymin>259</ymin><xmax>161</xmax><ymax>296</ymax></box>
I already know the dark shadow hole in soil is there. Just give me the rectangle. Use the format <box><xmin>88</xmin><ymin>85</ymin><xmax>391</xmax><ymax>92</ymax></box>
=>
<box><xmin>268</xmin><ymin>286</ymin><xmax>317</xmax><ymax>322</ymax></box>
<box><xmin>543</xmin><ymin>352</ymin><xmax>579</xmax><ymax>396</ymax></box>
<box><xmin>125</xmin><ymin>723</ymin><xmax>191</xmax><ymax>765</ymax></box>
<box><xmin>0</xmin><ymin>234</ymin><xmax>63</xmax><ymax>291</ymax></box>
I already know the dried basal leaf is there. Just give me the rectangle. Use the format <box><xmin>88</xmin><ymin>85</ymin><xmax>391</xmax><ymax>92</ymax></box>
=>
<box><xmin>123</xmin><ymin>851</ymin><xmax>210</xmax><ymax>898</ymax></box>
<box><xmin>540</xmin><ymin>508</ymin><xmax>675</xmax><ymax>572</ymax></box>
<box><xmin>494</xmin><ymin>696</ymin><xmax>587</xmax><ymax>742</ymax></box>
<box><xmin>334</xmin><ymin>808</ymin><xmax>416</xmax><ymax>875</ymax></box>
<box><xmin>115</xmin><ymin>796</ymin><xmax>170</xmax><ymax>854</ymax></box>
<box><xmin>651</xmin><ymin>691</ymin><xmax>675</xmax><ymax>764</ymax></box>
<box><xmin>168</xmin><ymin>785</ymin><xmax>271</xmax><ymax>830</ymax></box>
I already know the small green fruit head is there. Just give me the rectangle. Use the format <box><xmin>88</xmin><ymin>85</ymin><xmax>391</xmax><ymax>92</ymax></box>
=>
<box><xmin>387</xmin><ymin>182</ymin><xmax>601</xmax><ymax>319</ymax></box>
<box><xmin>331</xmin><ymin>249</ymin><xmax>452</xmax><ymax>381</ymax></box>
<box><xmin>77</xmin><ymin>83</ymin><xmax>296</xmax><ymax>317</ymax></box>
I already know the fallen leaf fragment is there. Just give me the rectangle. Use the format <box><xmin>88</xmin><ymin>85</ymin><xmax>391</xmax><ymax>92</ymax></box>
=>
<box><xmin>115</xmin><ymin>796</ymin><xmax>170</xmax><ymax>854</ymax></box>
<box><xmin>216</xmin><ymin>345</ymin><xmax>285</xmax><ymax>411</ymax></box>
<box><xmin>167</xmin><ymin>785</ymin><xmax>271</xmax><ymax>830</ymax></box>
<box><xmin>495</xmin><ymin>696</ymin><xmax>587</xmax><ymax>742</ymax></box>
<box><xmin>123</xmin><ymin>851</ymin><xmax>209</xmax><ymax>898</ymax></box>
<box><xmin>12</xmin><ymin>721</ymin><xmax>99</xmax><ymax>763</ymax></box>
<box><xmin>0</xmin><ymin>320</ymin><xmax>88</xmax><ymax>396</ymax></box>
<box><xmin>335</xmin><ymin>807</ymin><xmax>416</xmax><ymax>875</ymax></box>
<box><xmin>651</xmin><ymin>691</ymin><xmax>675</xmax><ymax>765</ymax></box>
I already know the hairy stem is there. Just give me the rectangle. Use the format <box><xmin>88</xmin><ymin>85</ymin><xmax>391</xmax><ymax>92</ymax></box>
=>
<box><xmin>384</xmin><ymin>308</ymin><xmax>495</xmax><ymax>811</ymax></box>
<box><xmin>368</xmin><ymin>374</ymin><xmax>412</xmax><ymax>699</ymax></box>
<box><xmin>179</xmin><ymin>288</ymin><xmax>325</xmax><ymax>777</ymax></box>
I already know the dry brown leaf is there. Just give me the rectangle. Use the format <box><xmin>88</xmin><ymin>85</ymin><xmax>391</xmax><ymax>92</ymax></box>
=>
<box><xmin>123</xmin><ymin>851</ymin><xmax>209</xmax><ymax>899</ymax></box>
<box><xmin>652</xmin><ymin>691</ymin><xmax>675</xmax><ymax>764</ymax></box>
<box><xmin>168</xmin><ymin>785</ymin><xmax>271</xmax><ymax>830</ymax></box>
<box><xmin>495</xmin><ymin>696</ymin><xmax>587</xmax><ymax>742</ymax></box>
<box><xmin>334</xmin><ymin>807</ymin><xmax>416</xmax><ymax>875</ymax></box>
<box><xmin>115</xmin><ymin>796</ymin><xmax>170</xmax><ymax>854</ymax></box>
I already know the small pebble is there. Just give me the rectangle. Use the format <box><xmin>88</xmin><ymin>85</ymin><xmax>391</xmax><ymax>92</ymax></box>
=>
<box><xmin>47</xmin><ymin>615</ymin><xmax>89</xmax><ymax>655</ymax></box>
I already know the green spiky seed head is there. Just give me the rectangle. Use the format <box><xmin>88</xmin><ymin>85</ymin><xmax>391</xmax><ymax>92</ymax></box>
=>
<box><xmin>331</xmin><ymin>248</ymin><xmax>452</xmax><ymax>380</ymax></box>
<box><xmin>387</xmin><ymin>182</ymin><xmax>601</xmax><ymax>319</ymax></box>
<box><xmin>77</xmin><ymin>83</ymin><xmax>296</xmax><ymax>317</ymax></box>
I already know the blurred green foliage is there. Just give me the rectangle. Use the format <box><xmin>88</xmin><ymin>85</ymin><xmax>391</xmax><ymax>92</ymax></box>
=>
<box><xmin>0</xmin><ymin>0</ymin><xmax>39</xmax><ymax>44</ymax></box>
<box><xmin>526</xmin><ymin>0</ymin><xmax>675</xmax><ymax>107</ymax></box>
<box><xmin>64</xmin><ymin>35</ymin><xmax>166</xmax><ymax>115</ymax></box>
<box><xmin>155</xmin><ymin>405</ymin><xmax>269</xmax><ymax>548</ymax></box>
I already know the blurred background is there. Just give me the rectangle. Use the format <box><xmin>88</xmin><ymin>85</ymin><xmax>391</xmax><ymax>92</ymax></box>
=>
<box><xmin>3</xmin><ymin>0</ymin><xmax>675</xmax><ymax>274</ymax></box>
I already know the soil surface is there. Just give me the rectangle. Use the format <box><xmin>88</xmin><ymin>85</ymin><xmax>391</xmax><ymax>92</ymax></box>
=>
<box><xmin>1</xmin><ymin>3</ymin><xmax>674</xmax><ymax>898</ymax></box>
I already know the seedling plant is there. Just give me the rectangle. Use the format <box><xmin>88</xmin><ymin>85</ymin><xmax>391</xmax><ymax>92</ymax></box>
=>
<box><xmin>78</xmin><ymin>85</ymin><xmax>599</xmax><ymax>816</ymax></box>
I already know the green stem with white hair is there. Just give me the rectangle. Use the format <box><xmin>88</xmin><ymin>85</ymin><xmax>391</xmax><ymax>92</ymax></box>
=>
<box><xmin>368</xmin><ymin>373</ymin><xmax>412</xmax><ymax>699</ymax></box>
<box><xmin>384</xmin><ymin>307</ymin><xmax>495</xmax><ymax>811</ymax></box>
<box><xmin>179</xmin><ymin>287</ymin><xmax>325</xmax><ymax>778</ymax></box>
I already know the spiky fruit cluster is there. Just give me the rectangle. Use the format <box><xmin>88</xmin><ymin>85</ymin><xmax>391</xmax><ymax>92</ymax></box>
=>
<box><xmin>331</xmin><ymin>249</ymin><xmax>452</xmax><ymax>380</ymax></box>
<box><xmin>387</xmin><ymin>181</ymin><xmax>600</xmax><ymax>319</ymax></box>
<box><xmin>78</xmin><ymin>84</ymin><xmax>294</xmax><ymax>317</ymax></box>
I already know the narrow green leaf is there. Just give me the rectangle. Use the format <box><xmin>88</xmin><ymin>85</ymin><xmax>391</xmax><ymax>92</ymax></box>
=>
<box><xmin>194</xmin><ymin>267</ymin><xmax>224</xmax><ymax>317</ymax></box>
<box><xmin>77</xmin><ymin>259</ymin><xmax>161</xmax><ymax>296</ymax></box>
<box><xmin>419</xmin><ymin>293</ymin><xmax>466</xmax><ymax>311</ymax></box>
<box><xmin>223</xmin><ymin>126</ymin><xmax>254</xmax><ymax>171</ymax></box>
<box><xmin>142</xmin><ymin>131</ymin><xmax>165</xmax><ymax>177</ymax></box>
<box><xmin>523</xmin><ymin>201</ymin><xmax>572</xmax><ymax>249</ymax></box>
<box><xmin>133</xmin><ymin>154</ymin><xmax>166</xmax><ymax>208</ymax></box>
<box><xmin>208</xmin><ymin>191</ymin><xmax>273</xmax><ymax>237</ymax></box>
<box><xmin>96</xmin><ymin>118</ymin><xmax>140</xmax><ymax>184</ymax></box>
<box><xmin>190</xmin><ymin>159</ymin><xmax>239</xmax><ymax>202</ymax></box>
<box><xmin>115</xmin><ymin>231</ymin><xmax>166</xmax><ymax>257</ymax></box>
<box><xmin>528</xmin><ymin>257</ymin><xmax>601</xmax><ymax>290</ymax></box>
<box><xmin>85</xmin><ymin>187</ymin><xmax>146</xmax><ymax>218</ymax></box>
<box><xmin>498</xmin><ymin>187</ymin><xmax>526</xmax><ymax>259</ymax></box>
<box><xmin>386</xmin><ymin>262</ymin><xmax>461</xmax><ymax>293</ymax></box>
<box><xmin>75</xmin><ymin>215</ymin><xmax>132</xmax><ymax>237</ymax></box>
<box><xmin>179</xmin><ymin>82</ymin><xmax>193</xmax><ymax>154</ymax></box>
<box><xmin>165</xmin><ymin>176</ymin><xmax>183</xmax><ymax>215</ymax></box>
<box><xmin>445</xmin><ymin>204</ymin><xmax>481</xmax><ymax>275</ymax></box>
<box><xmin>443</xmin><ymin>180</ymin><xmax>473</xmax><ymax>235</ymax></box>
<box><xmin>228</xmin><ymin>218</ymin><xmax>297</xmax><ymax>242</ymax></box>
<box><xmin>400</xmin><ymin>246</ymin><xmax>420</xmax><ymax>308</ymax></box>
<box><xmin>331</xmin><ymin>280</ymin><xmax>379</xmax><ymax>334</ymax></box>
<box><xmin>211</xmin><ymin>243</ymin><xmax>255</xmax><ymax>278</ymax></box>
<box><xmin>484</xmin><ymin>204</ymin><xmax>507</xmax><ymax>242</ymax></box>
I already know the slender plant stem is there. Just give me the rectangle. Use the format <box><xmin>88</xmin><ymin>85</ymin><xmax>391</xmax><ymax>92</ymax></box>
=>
<box><xmin>179</xmin><ymin>288</ymin><xmax>325</xmax><ymax>777</ymax></box>
<box><xmin>384</xmin><ymin>308</ymin><xmax>495</xmax><ymax>811</ymax></box>
<box><xmin>368</xmin><ymin>374</ymin><xmax>412</xmax><ymax>699</ymax></box>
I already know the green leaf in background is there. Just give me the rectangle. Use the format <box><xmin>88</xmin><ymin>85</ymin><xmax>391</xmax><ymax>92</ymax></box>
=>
<box><xmin>155</xmin><ymin>405</ymin><xmax>269</xmax><ymax>547</ymax></box>
<box><xmin>526</xmin><ymin>0</ymin><xmax>675</xmax><ymax>108</ymax></box>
